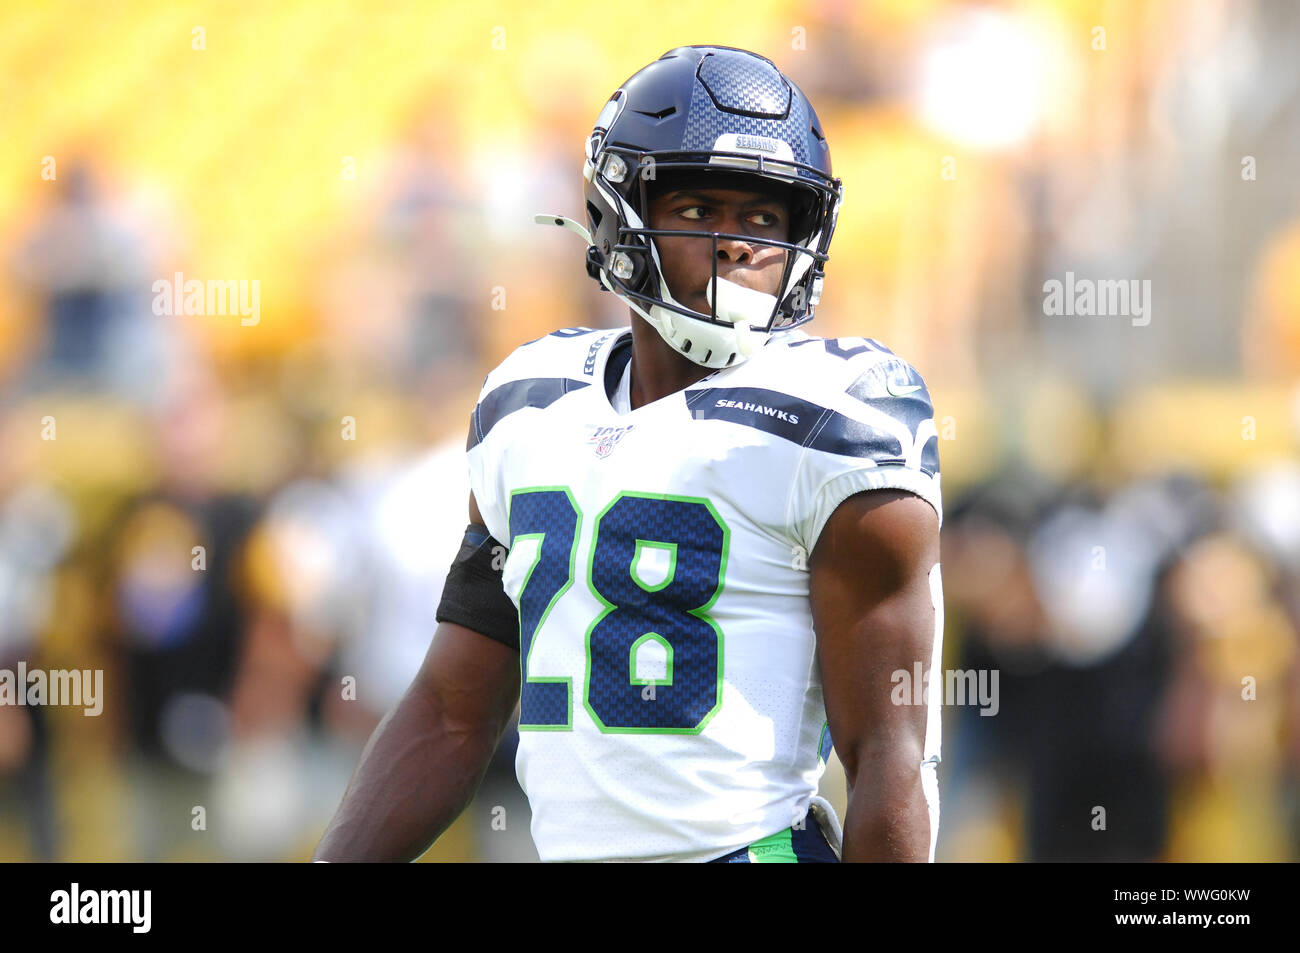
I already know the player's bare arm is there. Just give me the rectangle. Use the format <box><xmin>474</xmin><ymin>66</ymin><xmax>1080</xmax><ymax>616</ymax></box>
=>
<box><xmin>312</xmin><ymin>490</ymin><xmax>520</xmax><ymax>862</ymax></box>
<box><xmin>810</xmin><ymin>489</ymin><xmax>941</xmax><ymax>862</ymax></box>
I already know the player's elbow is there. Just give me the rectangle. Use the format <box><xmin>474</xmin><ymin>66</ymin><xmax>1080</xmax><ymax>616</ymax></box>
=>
<box><xmin>839</xmin><ymin>732</ymin><xmax>926</xmax><ymax>791</ymax></box>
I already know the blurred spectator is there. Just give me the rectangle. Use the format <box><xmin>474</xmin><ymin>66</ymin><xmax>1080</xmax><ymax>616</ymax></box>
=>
<box><xmin>104</xmin><ymin>365</ymin><xmax>260</xmax><ymax>859</ymax></box>
<box><xmin>941</xmin><ymin>471</ymin><xmax>1222</xmax><ymax>861</ymax></box>
<box><xmin>0</xmin><ymin>484</ymin><xmax>75</xmax><ymax>859</ymax></box>
<box><xmin>8</xmin><ymin>160</ymin><xmax>177</xmax><ymax>404</ymax></box>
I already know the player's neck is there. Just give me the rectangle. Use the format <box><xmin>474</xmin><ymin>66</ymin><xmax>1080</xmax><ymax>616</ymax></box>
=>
<box><xmin>627</xmin><ymin>314</ymin><xmax>715</xmax><ymax>411</ymax></box>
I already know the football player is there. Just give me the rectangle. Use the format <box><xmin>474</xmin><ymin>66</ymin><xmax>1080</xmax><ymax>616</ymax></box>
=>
<box><xmin>315</xmin><ymin>45</ymin><xmax>943</xmax><ymax>863</ymax></box>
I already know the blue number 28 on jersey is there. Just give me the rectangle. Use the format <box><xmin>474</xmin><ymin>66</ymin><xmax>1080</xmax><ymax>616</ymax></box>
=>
<box><xmin>508</xmin><ymin>487</ymin><xmax>730</xmax><ymax>734</ymax></box>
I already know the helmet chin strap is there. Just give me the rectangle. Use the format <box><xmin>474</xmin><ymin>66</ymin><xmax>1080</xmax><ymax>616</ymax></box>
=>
<box><xmin>633</xmin><ymin>275</ymin><xmax>774</xmax><ymax>367</ymax></box>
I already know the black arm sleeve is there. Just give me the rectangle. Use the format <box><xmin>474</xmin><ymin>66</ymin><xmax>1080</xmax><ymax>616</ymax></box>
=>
<box><xmin>434</xmin><ymin>524</ymin><xmax>520</xmax><ymax>650</ymax></box>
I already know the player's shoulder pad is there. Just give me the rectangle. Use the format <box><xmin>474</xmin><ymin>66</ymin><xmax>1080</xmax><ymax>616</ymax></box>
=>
<box><xmin>769</xmin><ymin>331</ymin><xmax>939</xmax><ymax>475</ymax></box>
<box><xmin>468</xmin><ymin>327</ymin><xmax>610</xmax><ymax>450</ymax></box>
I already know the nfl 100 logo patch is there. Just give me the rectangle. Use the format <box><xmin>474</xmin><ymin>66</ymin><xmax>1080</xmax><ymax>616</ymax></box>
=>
<box><xmin>588</xmin><ymin>423</ymin><xmax>635</xmax><ymax>458</ymax></box>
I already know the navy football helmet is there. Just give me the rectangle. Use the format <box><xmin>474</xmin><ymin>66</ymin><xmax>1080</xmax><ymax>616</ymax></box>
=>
<box><xmin>538</xmin><ymin>46</ymin><xmax>843</xmax><ymax>368</ymax></box>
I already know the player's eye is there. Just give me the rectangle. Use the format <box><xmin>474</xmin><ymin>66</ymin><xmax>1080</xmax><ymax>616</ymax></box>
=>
<box><xmin>748</xmin><ymin>211</ymin><xmax>780</xmax><ymax>227</ymax></box>
<box><xmin>679</xmin><ymin>206</ymin><xmax>709</xmax><ymax>220</ymax></box>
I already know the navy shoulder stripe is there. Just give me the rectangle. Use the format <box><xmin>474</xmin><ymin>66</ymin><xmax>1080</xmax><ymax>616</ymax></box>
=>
<box><xmin>685</xmin><ymin>386</ymin><xmax>904</xmax><ymax>460</ymax></box>
<box><xmin>468</xmin><ymin>377</ymin><xmax>590</xmax><ymax>449</ymax></box>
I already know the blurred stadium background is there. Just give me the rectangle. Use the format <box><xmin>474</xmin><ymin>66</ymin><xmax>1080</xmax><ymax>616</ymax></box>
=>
<box><xmin>1</xmin><ymin>0</ymin><xmax>1298</xmax><ymax>862</ymax></box>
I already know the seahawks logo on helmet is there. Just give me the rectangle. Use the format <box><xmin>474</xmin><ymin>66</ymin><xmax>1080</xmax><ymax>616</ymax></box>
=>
<box><xmin>536</xmin><ymin>46</ymin><xmax>844</xmax><ymax>370</ymax></box>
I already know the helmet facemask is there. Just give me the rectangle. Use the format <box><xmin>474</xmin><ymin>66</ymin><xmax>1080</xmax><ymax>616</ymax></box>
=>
<box><xmin>586</xmin><ymin>146</ymin><xmax>841</xmax><ymax>369</ymax></box>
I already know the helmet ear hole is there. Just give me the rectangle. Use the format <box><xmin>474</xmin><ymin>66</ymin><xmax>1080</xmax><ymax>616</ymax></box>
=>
<box><xmin>607</xmin><ymin>247</ymin><xmax>656</xmax><ymax>294</ymax></box>
<box><xmin>629</xmin><ymin>248</ymin><xmax>656</xmax><ymax>293</ymax></box>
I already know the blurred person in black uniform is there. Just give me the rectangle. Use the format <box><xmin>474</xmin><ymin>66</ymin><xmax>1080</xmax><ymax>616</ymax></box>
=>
<box><xmin>103</xmin><ymin>366</ymin><xmax>260</xmax><ymax>857</ymax></box>
<box><xmin>943</xmin><ymin>470</ymin><xmax>1208</xmax><ymax>860</ymax></box>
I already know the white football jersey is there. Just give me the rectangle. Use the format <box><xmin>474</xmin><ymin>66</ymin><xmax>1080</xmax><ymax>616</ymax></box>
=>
<box><xmin>465</xmin><ymin>324</ymin><xmax>943</xmax><ymax>862</ymax></box>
